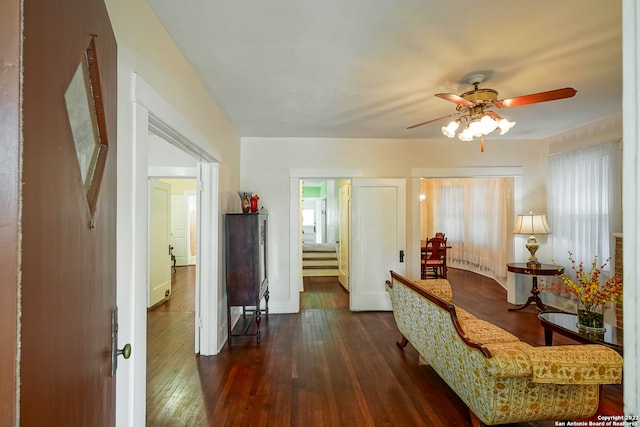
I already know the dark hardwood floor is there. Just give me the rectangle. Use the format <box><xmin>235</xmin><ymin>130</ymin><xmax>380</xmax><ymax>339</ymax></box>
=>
<box><xmin>147</xmin><ymin>267</ymin><xmax>623</xmax><ymax>426</ymax></box>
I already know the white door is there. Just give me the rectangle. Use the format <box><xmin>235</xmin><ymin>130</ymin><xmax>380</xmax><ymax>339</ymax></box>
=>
<box><xmin>171</xmin><ymin>194</ymin><xmax>188</xmax><ymax>266</ymax></box>
<box><xmin>350</xmin><ymin>178</ymin><xmax>406</xmax><ymax>311</ymax></box>
<box><xmin>148</xmin><ymin>179</ymin><xmax>172</xmax><ymax>307</ymax></box>
<box><xmin>338</xmin><ymin>184</ymin><xmax>350</xmax><ymax>290</ymax></box>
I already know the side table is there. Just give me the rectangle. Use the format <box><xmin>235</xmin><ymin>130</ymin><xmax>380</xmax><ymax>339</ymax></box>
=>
<box><xmin>506</xmin><ymin>263</ymin><xmax>564</xmax><ymax>312</ymax></box>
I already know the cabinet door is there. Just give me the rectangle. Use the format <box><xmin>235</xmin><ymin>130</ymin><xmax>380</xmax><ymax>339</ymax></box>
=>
<box><xmin>226</xmin><ymin>214</ymin><xmax>258</xmax><ymax>305</ymax></box>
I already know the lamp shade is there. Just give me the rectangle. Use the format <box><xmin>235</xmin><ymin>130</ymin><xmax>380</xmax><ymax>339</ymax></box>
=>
<box><xmin>513</xmin><ymin>212</ymin><xmax>551</xmax><ymax>235</ymax></box>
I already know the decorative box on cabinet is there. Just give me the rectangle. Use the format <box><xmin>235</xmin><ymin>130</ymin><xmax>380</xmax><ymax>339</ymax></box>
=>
<box><xmin>225</xmin><ymin>212</ymin><xmax>269</xmax><ymax>344</ymax></box>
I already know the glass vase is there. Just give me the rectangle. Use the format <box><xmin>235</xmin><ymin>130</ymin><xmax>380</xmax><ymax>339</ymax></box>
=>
<box><xmin>577</xmin><ymin>301</ymin><xmax>605</xmax><ymax>333</ymax></box>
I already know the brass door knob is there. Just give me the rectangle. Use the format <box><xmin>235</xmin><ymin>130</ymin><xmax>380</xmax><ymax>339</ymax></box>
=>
<box><xmin>117</xmin><ymin>343</ymin><xmax>132</xmax><ymax>360</ymax></box>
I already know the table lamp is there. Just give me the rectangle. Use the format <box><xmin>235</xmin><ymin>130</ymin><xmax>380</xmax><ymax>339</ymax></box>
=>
<box><xmin>513</xmin><ymin>211</ymin><xmax>551</xmax><ymax>264</ymax></box>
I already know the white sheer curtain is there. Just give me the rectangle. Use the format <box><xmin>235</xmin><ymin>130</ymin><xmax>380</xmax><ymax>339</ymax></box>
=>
<box><xmin>547</xmin><ymin>142</ymin><xmax>622</xmax><ymax>274</ymax></box>
<box><xmin>424</xmin><ymin>177</ymin><xmax>514</xmax><ymax>283</ymax></box>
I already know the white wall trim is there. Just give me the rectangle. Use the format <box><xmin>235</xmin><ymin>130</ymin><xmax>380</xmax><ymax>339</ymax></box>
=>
<box><xmin>289</xmin><ymin>179</ymin><xmax>303</xmax><ymax>309</ymax></box>
<box><xmin>134</xmin><ymin>75</ymin><xmax>222</xmax><ymax>163</ymax></box>
<box><xmin>622</xmin><ymin>0</ymin><xmax>639</xmax><ymax>415</ymax></box>
<box><xmin>196</xmin><ymin>163</ymin><xmax>220</xmax><ymax>355</ymax></box>
<box><xmin>116</xmin><ymin>71</ymin><xmax>221</xmax><ymax>427</ymax></box>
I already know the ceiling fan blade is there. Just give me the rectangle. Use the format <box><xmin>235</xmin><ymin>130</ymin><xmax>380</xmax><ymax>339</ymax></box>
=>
<box><xmin>435</xmin><ymin>93</ymin><xmax>475</xmax><ymax>107</ymax></box>
<box><xmin>406</xmin><ymin>112</ymin><xmax>460</xmax><ymax>130</ymax></box>
<box><xmin>495</xmin><ymin>87</ymin><xmax>577</xmax><ymax>108</ymax></box>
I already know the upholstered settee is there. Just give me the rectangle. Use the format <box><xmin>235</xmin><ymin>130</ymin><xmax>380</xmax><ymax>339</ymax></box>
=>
<box><xmin>385</xmin><ymin>271</ymin><xmax>623</xmax><ymax>427</ymax></box>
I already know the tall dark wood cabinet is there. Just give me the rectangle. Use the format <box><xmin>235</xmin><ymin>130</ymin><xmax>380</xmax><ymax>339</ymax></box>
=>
<box><xmin>225</xmin><ymin>213</ymin><xmax>269</xmax><ymax>344</ymax></box>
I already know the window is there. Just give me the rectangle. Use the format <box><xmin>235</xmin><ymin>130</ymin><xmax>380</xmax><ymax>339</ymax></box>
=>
<box><xmin>547</xmin><ymin>142</ymin><xmax>622</xmax><ymax>273</ymax></box>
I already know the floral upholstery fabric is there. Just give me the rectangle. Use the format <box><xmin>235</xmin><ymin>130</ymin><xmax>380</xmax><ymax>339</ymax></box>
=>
<box><xmin>527</xmin><ymin>345</ymin><xmax>623</xmax><ymax>384</ymax></box>
<box><xmin>413</xmin><ymin>279</ymin><xmax>453</xmax><ymax>302</ymax></box>
<box><xmin>454</xmin><ymin>306</ymin><xmax>479</xmax><ymax>322</ymax></box>
<box><xmin>386</xmin><ymin>274</ymin><xmax>623</xmax><ymax>425</ymax></box>
<box><xmin>483</xmin><ymin>341</ymin><xmax>535</xmax><ymax>379</ymax></box>
<box><xmin>457</xmin><ymin>317</ymin><xmax>521</xmax><ymax>344</ymax></box>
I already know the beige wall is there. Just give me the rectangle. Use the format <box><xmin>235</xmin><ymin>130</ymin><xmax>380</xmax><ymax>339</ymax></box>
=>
<box><xmin>160</xmin><ymin>178</ymin><xmax>197</xmax><ymax>195</ymax></box>
<box><xmin>241</xmin><ymin>136</ymin><xmax>548</xmax><ymax>311</ymax></box>
<box><xmin>241</xmin><ymin>115</ymin><xmax>622</xmax><ymax>313</ymax></box>
<box><xmin>105</xmin><ymin>0</ymin><xmax>241</xmax><ymax>203</ymax></box>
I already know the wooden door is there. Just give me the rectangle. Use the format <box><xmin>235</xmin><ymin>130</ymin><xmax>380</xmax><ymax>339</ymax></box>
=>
<box><xmin>149</xmin><ymin>179</ymin><xmax>173</xmax><ymax>306</ymax></box>
<box><xmin>0</xmin><ymin>2</ymin><xmax>21</xmax><ymax>424</ymax></box>
<box><xmin>350</xmin><ymin>179</ymin><xmax>406</xmax><ymax>311</ymax></box>
<box><xmin>19</xmin><ymin>0</ymin><xmax>119</xmax><ymax>425</ymax></box>
<box><xmin>338</xmin><ymin>184</ymin><xmax>351</xmax><ymax>290</ymax></box>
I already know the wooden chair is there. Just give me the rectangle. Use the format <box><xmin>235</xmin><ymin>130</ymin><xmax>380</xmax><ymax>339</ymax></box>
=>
<box><xmin>421</xmin><ymin>237</ymin><xmax>447</xmax><ymax>279</ymax></box>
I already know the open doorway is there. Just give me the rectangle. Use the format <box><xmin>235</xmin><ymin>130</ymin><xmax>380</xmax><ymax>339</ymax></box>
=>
<box><xmin>147</xmin><ymin>134</ymin><xmax>200</xmax><ymax>306</ymax></box>
<box><xmin>146</xmin><ymin>134</ymin><xmax>202</xmax><ymax>419</ymax></box>
<box><xmin>300</xmin><ymin>179</ymin><xmax>350</xmax><ymax>291</ymax></box>
<box><xmin>116</xmin><ymin>74</ymin><xmax>221</xmax><ymax>426</ymax></box>
<box><xmin>417</xmin><ymin>173</ymin><xmax>519</xmax><ymax>287</ymax></box>
<box><xmin>148</xmin><ymin>177</ymin><xmax>198</xmax><ymax>307</ymax></box>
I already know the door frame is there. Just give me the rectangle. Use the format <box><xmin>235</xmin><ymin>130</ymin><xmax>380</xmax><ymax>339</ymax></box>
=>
<box><xmin>410</xmin><ymin>167</ymin><xmax>523</xmax><ymax>294</ymax></box>
<box><xmin>289</xmin><ymin>169</ymin><xmax>362</xmax><ymax>308</ymax></box>
<box><xmin>116</xmin><ymin>73</ymin><xmax>220</xmax><ymax>427</ymax></box>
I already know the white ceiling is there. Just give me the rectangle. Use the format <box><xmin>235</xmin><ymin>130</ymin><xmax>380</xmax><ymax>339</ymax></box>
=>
<box><xmin>145</xmin><ymin>0</ymin><xmax>622</xmax><ymax>140</ymax></box>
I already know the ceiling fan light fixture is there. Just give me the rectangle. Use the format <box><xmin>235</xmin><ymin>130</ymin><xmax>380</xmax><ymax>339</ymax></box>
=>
<box><xmin>468</xmin><ymin>120</ymin><xmax>484</xmax><ymax>137</ymax></box>
<box><xmin>458</xmin><ymin>128</ymin><xmax>474</xmax><ymax>141</ymax></box>
<box><xmin>441</xmin><ymin>120</ymin><xmax>459</xmax><ymax>138</ymax></box>
<box><xmin>498</xmin><ymin>118</ymin><xmax>516</xmax><ymax>135</ymax></box>
<box><xmin>480</xmin><ymin>114</ymin><xmax>498</xmax><ymax>134</ymax></box>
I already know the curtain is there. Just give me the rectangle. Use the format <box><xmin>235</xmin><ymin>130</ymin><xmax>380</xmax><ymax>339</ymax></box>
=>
<box><xmin>547</xmin><ymin>142</ymin><xmax>622</xmax><ymax>275</ymax></box>
<box><xmin>423</xmin><ymin>177</ymin><xmax>514</xmax><ymax>283</ymax></box>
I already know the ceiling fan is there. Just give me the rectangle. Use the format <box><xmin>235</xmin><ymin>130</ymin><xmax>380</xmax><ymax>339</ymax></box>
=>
<box><xmin>407</xmin><ymin>74</ymin><xmax>577</xmax><ymax>151</ymax></box>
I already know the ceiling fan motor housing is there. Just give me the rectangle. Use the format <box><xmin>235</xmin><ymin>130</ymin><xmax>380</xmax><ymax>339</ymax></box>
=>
<box><xmin>457</xmin><ymin>88</ymin><xmax>499</xmax><ymax>111</ymax></box>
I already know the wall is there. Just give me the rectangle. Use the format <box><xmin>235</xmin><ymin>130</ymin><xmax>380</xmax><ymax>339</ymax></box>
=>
<box><xmin>240</xmin><ymin>135</ymin><xmax>552</xmax><ymax>313</ymax></box>
<box><xmin>104</xmin><ymin>1</ymin><xmax>241</xmax><ymax>426</ymax></box>
<box><xmin>160</xmin><ymin>178</ymin><xmax>197</xmax><ymax>195</ymax></box>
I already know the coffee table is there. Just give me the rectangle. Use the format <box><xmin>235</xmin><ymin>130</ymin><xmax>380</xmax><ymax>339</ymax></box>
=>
<box><xmin>538</xmin><ymin>311</ymin><xmax>623</xmax><ymax>354</ymax></box>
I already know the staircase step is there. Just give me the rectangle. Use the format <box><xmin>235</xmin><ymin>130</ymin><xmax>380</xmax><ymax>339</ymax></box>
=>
<box><xmin>302</xmin><ymin>252</ymin><xmax>338</xmax><ymax>260</ymax></box>
<box><xmin>303</xmin><ymin>255</ymin><xmax>338</xmax><ymax>261</ymax></box>
<box><xmin>303</xmin><ymin>268</ymin><xmax>339</xmax><ymax>277</ymax></box>
<box><xmin>302</xmin><ymin>246</ymin><xmax>338</xmax><ymax>277</ymax></box>
<box><xmin>302</xmin><ymin>264</ymin><xmax>338</xmax><ymax>270</ymax></box>
<box><xmin>302</xmin><ymin>259</ymin><xmax>338</xmax><ymax>268</ymax></box>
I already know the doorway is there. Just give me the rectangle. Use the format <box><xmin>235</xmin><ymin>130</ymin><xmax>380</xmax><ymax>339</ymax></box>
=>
<box><xmin>116</xmin><ymin>73</ymin><xmax>221</xmax><ymax>426</ymax></box>
<box><xmin>293</xmin><ymin>175</ymin><xmax>406</xmax><ymax>312</ymax></box>
<box><xmin>300</xmin><ymin>179</ymin><xmax>347</xmax><ymax>282</ymax></box>
<box><xmin>146</xmin><ymin>135</ymin><xmax>201</xmax><ymax>416</ymax></box>
<box><xmin>148</xmin><ymin>177</ymin><xmax>198</xmax><ymax>308</ymax></box>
